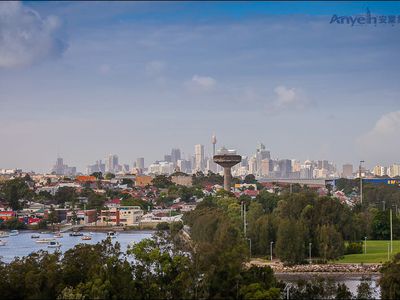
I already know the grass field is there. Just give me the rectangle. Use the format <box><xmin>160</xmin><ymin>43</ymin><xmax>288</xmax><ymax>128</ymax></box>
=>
<box><xmin>336</xmin><ymin>240</ymin><xmax>400</xmax><ymax>264</ymax></box>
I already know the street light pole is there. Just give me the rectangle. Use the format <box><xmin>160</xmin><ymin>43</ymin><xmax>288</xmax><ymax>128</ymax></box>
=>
<box><xmin>270</xmin><ymin>241</ymin><xmax>274</xmax><ymax>261</ymax></box>
<box><xmin>364</xmin><ymin>236</ymin><xmax>367</xmax><ymax>254</ymax></box>
<box><xmin>390</xmin><ymin>208</ymin><xmax>393</xmax><ymax>253</ymax></box>
<box><xmin>248</xmin><ymin>238</ymin><xmax>252</xmax><ymax>259</ymax></box>
<box><xmin>359</xmin><ymin>160</ymin><xmax>364</xmax><ymax>205</ymax></box>
<box><xmin>309</xmin><ymin>242</ymin><xmax>312</xmax><ymax>264</ymax></box>
<box><xmin>388</xmin><ymin>243</ymin><xmax>390</xmax><ymax>261</ymax></box>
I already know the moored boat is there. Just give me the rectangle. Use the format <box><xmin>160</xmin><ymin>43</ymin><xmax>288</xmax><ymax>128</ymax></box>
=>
<box><xmin>106</xmin><ymin>231</ymin><xmax>118</xmax><ymax>238</ymax></box>
<box><xmin>36</xmin><ymin>238</ymin><xmax>55</xmax><ymax>244</ymax></box>
<box><xmin>53</xmin><ymin>232</ymin><xmax>63</xmax><ymax>238</ymax></box>
<box><xmin>9</xmin><ymin>230</ymin><xmax>19</xmax><ymax>236</ymax></box>
<box><xmin>47</xmin><ymin>241</ymin><xmax>61</xmax><ymax>248</ymax></box>
<box><xmin>0</xmin><ymin>240</ymin><xmax>7</xmax><ymax>246</ymax></box>
<box><xmin>69</xmin><ymin>232</ymin><xmax>83</xmax><ymax>237</ymax></box>
<box><xmin>81</xmin><ymin>235</ymin><xmax>92</xmax><ymax>240</ymax></box>
<box><xmin>0</xmin><ymin>231</ymin><xmax>9</xmax><ymax>238</ymax></box>
<box><xmin>31</xmin><ymin>234</ymin><xmax>40</xmax><ymax>239</ymax></box>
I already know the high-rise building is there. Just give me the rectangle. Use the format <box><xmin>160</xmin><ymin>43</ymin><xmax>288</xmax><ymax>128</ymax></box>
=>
<box><xmin>51</xmin><ymin>157</ymin><xmax>76</xmax><ymax>176</ymax></box>
<box><xmin>164</xmin><ymin>155</ymin><xmax>172</xmax><ymax>162</ymax></box>
<box><xmin>194</xmin><ymin>144</ymin><xmax>205</xmax><ymax>172</ymax></box>
<box><xmin>171</xmin><ymin>148</ymin><xmax>181</xmax><ymax>165</ymax></box>
<box><xmin>342</xmin><ymin>164</ymin><xmax>353</xmax><ymax>178</ymax></box>
<box><xmin>278</xmin><ymin>159</ymin><xmax>292</xmax><ymax>178</ymax></box>
<box><xmin>261</xmin><ymin>159</ymin><xmax>271</xmax><ymax>177</ymax></box>
<box><xmin>373</xmin><ymin>165</ymin><xmax>387</xmax><ymax>177</ymax></box>
<box><xmin>388</xmin><ymin>164</ymin><xmax>400</xmax><ymax>177</ymax></box>
<box><xmin>106</xmin><ymin>154</ymin><xmax>118</xmax><ymax>173</ymax></box>
<box><xmin>136</xmin><ymin>157</ymin><xmax>145</xmax><ymax>170</ymax></box>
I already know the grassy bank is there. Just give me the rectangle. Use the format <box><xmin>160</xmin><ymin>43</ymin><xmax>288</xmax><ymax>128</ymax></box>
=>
<box><xmin>337</xmin><ymin>240</ymin><xmax>400</xmax><ymax>264</ymax></box>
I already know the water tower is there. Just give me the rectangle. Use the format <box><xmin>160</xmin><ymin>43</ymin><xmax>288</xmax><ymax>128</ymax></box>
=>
<box><xmin>213</xmin><ymin>147</ymin><xmax>241</xmax><ymax>191</ymax></box>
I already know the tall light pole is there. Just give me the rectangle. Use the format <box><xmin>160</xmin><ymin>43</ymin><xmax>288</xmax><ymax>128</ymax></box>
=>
<box><xmin>270</xmin><ymin>241</ymin><xmax>274</xmax><ymax>261</ymax></box>
<box><xmin>309</xmin><ymin>242</ymin><xmax>312</xmax><ymax>264</ymax></box>
<box><xmin>359</xmin><ymin>160</ymin><xmax>365</xmax><ymax>205</ymax></box>
<box><xmin>388</xmin><ymin>243</ymin><xmax>390</xmax><ymax>261</ymax></box>
<box><xmin>390</xmin><ymin>208</ymin><xmax>393</xmax><ymax>253</ymax></box>
<box><xmin>364</xmin><ymin>236</ymin><xmax>367</xmax><ymax>254</ymax></box>
<box><xmin>248</xmin><ymin>238</ymin><xmax>252</xmax><ymax>259</ymax></box>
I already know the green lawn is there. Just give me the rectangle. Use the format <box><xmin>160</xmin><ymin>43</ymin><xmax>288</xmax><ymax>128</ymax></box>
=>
<box><xmin>336</xmin><ymin>240</ymin><xmax>400</xmax><ymax>264</ymax></box>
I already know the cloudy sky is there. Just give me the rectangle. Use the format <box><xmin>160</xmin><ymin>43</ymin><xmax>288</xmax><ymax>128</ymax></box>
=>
<box><xmin>1</xmin><ymin>1</ymin><xmax>400</xmax><ymax>173</ymax></box>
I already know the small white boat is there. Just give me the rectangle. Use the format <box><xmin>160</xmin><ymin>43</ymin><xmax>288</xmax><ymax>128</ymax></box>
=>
<box><xmin>36</xmin><ymin>238</ymin><xmax>55</xmax><ymax>244</ymax></box>
<box><xmin>81</xmin><ymin>235</ymin><xmax>92</xmax><ymax>240</ymax></box>
<box><xmin>31</xmin><ymin>234</ymin><xmax>40</xmax><ymax>239</ymax></box>
<box><xmin>0</xmin><ymin>240</ymin><xmax>7</xmax><ymax>246</ymax></box>
<box><xmin>0</xmin><ymin>232</ymin><xmax>9</xmax><ymax>238</ymax></box>
<box><xmin>106</xmin><ymin>231</ymin><xmax>118</xmax><ymax>238</ymax></box>
<box><xmin>40</xmin><ymin>231</ymin><xmax>50</xmax><ymax>234</ymax></box>
<box><xmin>9</xmin><ymin>230</ymin><xmax>19</xmax><ymax>236</ymax></box>
<box><xmin>47</xmin><ymin>241</ymin><xmax>61</xmax><ymax>248</ymax></box>
<box><xmin>53</xmin><ymin>232</ymin><xmax>63</xmax><ymax>238</ymax></box>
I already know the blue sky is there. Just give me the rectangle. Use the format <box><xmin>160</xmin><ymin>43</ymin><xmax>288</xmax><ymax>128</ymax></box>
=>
<box><xmin>1</xmin><ymin>1</ymin><xmax>400</xmax><ymax>173</ymax></box>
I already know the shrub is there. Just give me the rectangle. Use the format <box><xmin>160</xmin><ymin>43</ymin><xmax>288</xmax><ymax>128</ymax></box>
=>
<box><xmin>345</xmin><ymin>242</ymin><xmax>363</xmax><ymax>254</ymax></box>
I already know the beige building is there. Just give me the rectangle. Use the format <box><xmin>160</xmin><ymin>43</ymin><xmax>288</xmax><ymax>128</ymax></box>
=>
<box><xmin>99</xmin><ymin>206</ymin><xmax>143</xmax><ymax>226</ymax></box>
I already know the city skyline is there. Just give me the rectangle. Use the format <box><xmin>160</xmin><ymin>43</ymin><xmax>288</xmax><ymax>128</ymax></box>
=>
<box><xmin>1</xmin><ymin>2</ymin><xmax>400</xmax><ymax>172</ymax></box>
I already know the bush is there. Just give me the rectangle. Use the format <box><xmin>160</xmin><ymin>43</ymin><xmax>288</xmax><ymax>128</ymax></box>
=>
<box><xmin>156</xmin><ymin>222</ymin><xmax>170</xmax><ymax>230</ymax></box>
<box><xmin>0</xmin><ymin>218</ymin><xmax>27</xmax><ymax>230</ymax></box>
<box><xmin>345</xmin><ymin>242</ymin><xmax>363</xmax><ymax>254</ymax></box>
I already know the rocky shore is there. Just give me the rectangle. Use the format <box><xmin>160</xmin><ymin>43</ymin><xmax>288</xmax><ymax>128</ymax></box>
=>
<box><xmin>249</xmin><ymin>259</ymin><xmax>381</xmax><ymax>274</ymax></box>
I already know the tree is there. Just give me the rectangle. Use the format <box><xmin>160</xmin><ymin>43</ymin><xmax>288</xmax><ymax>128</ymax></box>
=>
<box><xmin>152</xmin><ymin>175</ymin><xmax>174</xmax><ymax>189</ymax></box>
<box><xmin>47</xmin><ymin>206</ymin><xmax>59</xmax><ymax>232</ymax></box>
<box><xmin>380</xmin><ymin>253</ymin><xmax>400</xmax><ymax>299</ymax></box>
<box><xmin>244</xmin><ymin>174</ymin><xmax>257</xmax><ymax>184</ymax></box>
<box><xmin>317</xmin><ymin>224</ymin><xmax>344</xmax><ymax>261</ymax></box>
<box><xmin>54</xmin><ymin>187</ymin><xmax>76</xmax><ymax>206</ymax></box>
<box><xmin>276</xmin><ymin>219</ymin><xmax>307</xmax><ymax>264</ymax></box>
<box><xmin>104</xmin><ymin>172</ymin><xmax>115</xmax><ymax>180</ymax></box>
<box><xmin>90</xmin><ymin>172</ymin><xmax>103</xmax><ymax>180</ymax></box>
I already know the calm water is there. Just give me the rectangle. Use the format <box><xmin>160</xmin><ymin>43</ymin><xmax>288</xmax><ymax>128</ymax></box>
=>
<box><xmin>0</xmin><ymin>230</ymin><xmax>153</xmax><ymax>263</ymax></box>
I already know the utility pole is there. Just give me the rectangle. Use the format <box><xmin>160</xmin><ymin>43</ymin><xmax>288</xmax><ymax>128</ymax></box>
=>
<box><xmin>244</xmin><ymin>203</ymin><xmax>247</xmax><ymax>237</ymax></box>
<box><xmin>270</xmin><ymin>241</ymin><xmax>274</xmax><ymax>261</ymax></box>
<box><xmin>359</xmin><ymin>160</ymin><xmax>364</xmax><ymax>205</ymax></box>
<box><xmin>388</xmin><ymin>243</ymin><xmax>390</xmax><ymax>261</ymax></box>
<box><xmin>364</xmin><ymin>236</ymin><xmax>367</xmax><ymax>254</ymax></box>
<box><xmin>390</xmin><ymin>208</ymin><xmax>393</xmax><ymax>253</ymax></box>
<box><xmin>309</xmin><ymin>242</ymin><xmax>312</xmax><ymax>264</ymax></box>
<box><xmin>248</xmin><ymin>238</ymin><xmax>252</xmax><ymax>259</ymax></box>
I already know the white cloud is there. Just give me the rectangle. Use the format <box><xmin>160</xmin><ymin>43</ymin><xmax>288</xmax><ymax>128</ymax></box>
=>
<box><xmin>188</xmin><ymin>75</ymin><xmax>216</xmax><ymax>90</ymax></box>
<box><xmin>0</xmin><ymin>2</ymin><xmax>66</xmax><ymax>68</ymax></box>
<box><xmin>266</xmin><ymin>85</ymin><xmax>309</xmax><ymax>113</ymax></box>
<box><xmin>356</xmin><ymin>111</ymin><xmax>400</xmax><ymax>164</ymax></box>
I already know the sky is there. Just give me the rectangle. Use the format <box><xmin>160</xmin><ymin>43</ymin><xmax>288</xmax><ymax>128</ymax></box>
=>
<box><xmin>0</xmin><ymin>1</ymin><xmax>400</xmax><ymax>173</ymax></box>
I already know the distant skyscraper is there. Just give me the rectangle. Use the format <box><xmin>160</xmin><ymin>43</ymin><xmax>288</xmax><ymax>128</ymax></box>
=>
<box><xmin>194</xmin><ymin>144</ymin><xmax>205</xmax><ymax>172</ymax></box>
<box><xmin>106</xmin><ymin>154</ymin><xmax>119</xmax><ymax>173</ymax></box>
<box><xmin>342</xmin><ymin>164</ymin><xmax>353</xmax><ymax>178</ymax></box>
<box><xmin>171</xmin><ymin>148</ymin><xmax>181</xmax><ymax>165</ymax></box>
<box><xmin>164</xmin><ymin>154</ymin><xmax>172</xmax><ymax>162</ymax></box>
<box><xmin>136</xmin><ymin>157</ymin><xmax>145</xmax><ymax>170</ymax></box>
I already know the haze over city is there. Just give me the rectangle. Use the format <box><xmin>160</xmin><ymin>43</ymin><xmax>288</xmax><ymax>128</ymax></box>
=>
<box><xmin>1</xmin><ymin>1</ymin><xmax>400</xmax><ymax>173</ymax></box>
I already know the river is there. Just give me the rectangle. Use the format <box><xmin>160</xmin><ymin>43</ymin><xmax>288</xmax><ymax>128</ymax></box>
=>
<box><xmin>0</xmin><ymin>230</ymin><xmax>154</xmax><ymax>263</ymax></box>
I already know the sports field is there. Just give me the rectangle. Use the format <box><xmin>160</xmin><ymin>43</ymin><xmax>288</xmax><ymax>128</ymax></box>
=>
<box><xmin>336</xmin><ymin>240</ymin><xmax>400</xmax><ymax>264</ymax></box>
